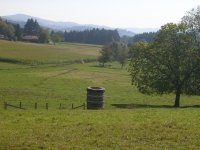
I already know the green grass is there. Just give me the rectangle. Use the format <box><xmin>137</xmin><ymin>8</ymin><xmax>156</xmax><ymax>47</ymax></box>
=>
<box><xmin>1</xmin><ymin>109</ymin><xmax>200</xmax><ymax>149</ymax></box>
<box><xmin>0</xmin><ymin>40</ymin><xmax>100</xmax><ymax>64</ymax></box>
<box><xmin>0</xmin><ymin>40</ymin><xmax>200</xmax><ymax>149</ymax></box>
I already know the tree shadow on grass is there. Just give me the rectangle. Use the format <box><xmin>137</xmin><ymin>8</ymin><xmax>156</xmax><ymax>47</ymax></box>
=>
<box><xmin>90</xmin><ymin>64</ymin><xmax>122</xmax><ymax>70</ymax></box>
<box><xmin>111</xmin><ymin>103</ymin><xmax>200</xmax><ymax>109</ymax></box>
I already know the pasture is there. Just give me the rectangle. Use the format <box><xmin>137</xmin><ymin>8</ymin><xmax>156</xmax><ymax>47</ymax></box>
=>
<box><xmin>0</xmin><ymin>40</ymin><xmax>200</xmax><ymax>149</ymax></box>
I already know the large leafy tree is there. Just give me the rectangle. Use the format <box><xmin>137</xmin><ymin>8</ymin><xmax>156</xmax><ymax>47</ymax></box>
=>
<box><xmin>182</xmin><ymin>6</ymin><xmax>200</xmax><ymax>31</ymax></box>
<box><xmin>0</xmin><ymin>19</ymin><xmax>15</xmax><ymax>40</ymax></box>
<box><xmin>51</xmin><ymin>31</ymin><xmax>64</xmax><ymax>43</ymax></box>
<box><xmin>38</xmin><ymin>28</ymin><xmax>50</xmax><ymax>43</ymax></box>
<box><xmin>112</xmin><ymin>42</ymin><xmax>129</xmax><ymax>68</ymax></box>
<box><xmin>129</xmin><ymin>23</ymin><xmax>200</xmax><ymax>107</ymax></box>
<box><xmin>98</xmin><ymin>44</ymin><xmax>113</xmax><ymax>67</ymax></box>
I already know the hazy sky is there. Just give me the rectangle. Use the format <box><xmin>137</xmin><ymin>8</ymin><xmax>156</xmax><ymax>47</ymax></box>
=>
<box><xmin>0</xmin><ymin>0</ymin><xmax>199</xmax><ymax>28</ymax></box>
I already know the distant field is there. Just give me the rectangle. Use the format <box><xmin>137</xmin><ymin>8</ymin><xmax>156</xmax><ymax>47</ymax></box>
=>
<box><xmin>0</xmin><ymin>40</ymin><xmax>200</xmax><ymax>149</ymax></box>
<box><xmin>0</xmin><ymin>40</ymin><xmax>101</xmax><ymax>64</ymax></box>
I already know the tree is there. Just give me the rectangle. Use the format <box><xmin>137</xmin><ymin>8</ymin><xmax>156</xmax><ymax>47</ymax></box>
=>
<box><xmin>13</xmin><ymin>24</ymin><xmax>22</xmax><ymax>40</ymax></box>
<box><xmin>98</xmin><ymin>42</ymin><xmax>129</xmax><ymax>68</ymax></box>
<box><xmin>182</xmin><ymin>6</ymin><xmax>200</xmax><ymax>31</ymax></box>
<box><xmin>23</xmin><ymin>18</ymin><xmax>40</xmax><ymax>36</ymax></box>
<box><xmin>98</xmin><ymin>44</ymin><xmax>113</xmax><ymax>67</ymax></box>
<box><xmin>129</xmin><ymin>23</ymin><xmax>200</xmax><ymax>107</ymax></box>
<box><xmin>0</xmin><ymin>20</ymin><xmax>15</xmax><ymax>40</ymax></box>
<box><xmin>38</xmin><ymin>28</ymin><xmax>49</xmax><ymax>43</ymax></box>
<box><xmin>112</xmin><ymin>42</ymin><xmax>129</xmax><ymax>68</ymax></box>
<box><xmin>51</xmin><ymin>31</ymin><xmax>64</xmax><ymax>43</ymax></box>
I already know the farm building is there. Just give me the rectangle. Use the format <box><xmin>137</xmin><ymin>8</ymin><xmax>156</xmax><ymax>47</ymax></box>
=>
<box><xmin>22</xmin><ymin>35</ymin><xmax>39</xmax><ymax>42</ymax></box>
<box><xmin>0</xmin><ymin>34</ymin><xmax>5</xmax><ymax>39</ymax></box>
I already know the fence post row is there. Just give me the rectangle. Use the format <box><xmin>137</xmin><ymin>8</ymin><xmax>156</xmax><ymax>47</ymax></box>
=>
<box><xmin>3</xmin><ymin>102</ymin><xmax>86</xmax><ymax>110</ymax></box>
<box><xmin>72</xmin><ymin>103</ymin><xmax>86</xmax><ymax>110</ymax></box>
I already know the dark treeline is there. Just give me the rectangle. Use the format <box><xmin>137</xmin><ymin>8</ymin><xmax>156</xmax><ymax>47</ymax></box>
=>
<box><xmin>0</xmin><ymin>17</ymin><xmax>121</xmax><ymax>45</ymax></box>
<box><xmin>0</xmin><ymin>17</ymin><xmax>22</xmax><ymax>40</ymax></box>
<box><xmin>1</xmin><ymin>16</ymin><xmax>155</xmax><ymax>45</ymax></box>
<box><xmin>0</xmin><ymin>17</ymin><xmax>63</xmax><ymax>43</ymax></box>
<box><xmin>131</xmin><ymin>32</ymin><xmax>155</xmax><ymax>43</ymax></box>
<box><xmin>122</xmin><ymin>32</ymin><xmax>156</xmax><ymax>44</ymax></box>
<box><xmin>64</xmin><ymin>29</ymin><xmax>120</xmax><ymax>45</ymax></box>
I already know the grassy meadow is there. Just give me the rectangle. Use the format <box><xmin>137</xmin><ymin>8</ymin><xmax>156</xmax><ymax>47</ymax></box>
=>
<box><xmin>0</xmin><ymin>40</ymin><xmax>200</xmax><ymax>149</ymax></box>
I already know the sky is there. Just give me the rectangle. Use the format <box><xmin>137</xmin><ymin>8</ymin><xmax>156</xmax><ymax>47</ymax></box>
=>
<box><xmin>0</xmin><ymin>0</ymin><xmax>199</xmax><ymax>28</ymax></box>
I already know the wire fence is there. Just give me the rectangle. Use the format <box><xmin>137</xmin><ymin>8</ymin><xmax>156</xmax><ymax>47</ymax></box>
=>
<box><xmin>0</xmin><ymin>94</ymin><xmax>142</xmax><ymax>111</ymax></box>
<box><xmin>2</xmin><ymin>101</ymin><xmax>86</xmax><ymax>110</ymax></box>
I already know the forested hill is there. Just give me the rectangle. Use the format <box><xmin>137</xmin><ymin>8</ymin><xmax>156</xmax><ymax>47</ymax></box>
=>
<box><xmin>2</xmin><ymin>14</ymin><xmax>136</xmax><ymax>37</ymax></box>
<box><xmin>64</xmin><ymin>28</ymin><xmax>120</xmax><ymax>45</ymax></box>
<box><xmin>121</xmin><ymin>32</ymin><xmax>156</xmax><ymax>44</ymax></box>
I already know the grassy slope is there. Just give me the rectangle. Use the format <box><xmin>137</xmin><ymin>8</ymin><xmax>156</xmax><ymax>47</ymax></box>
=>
<box><xmin>0</xmin><ymin>40</ymin><xmax>200</xmax><ymax>149</ymax></box>
<box><xmin>0</xmin><ymin>41</ymin><xmax>100</xmax><ymax>63</ymax></box>
<box><xmin>1</xmin><ymin>110</ymin><xmax>200</xmax><ymax>149</ymax></box>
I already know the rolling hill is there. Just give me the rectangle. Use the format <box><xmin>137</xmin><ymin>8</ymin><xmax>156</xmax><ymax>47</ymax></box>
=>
<box><xmin>1</xmin><ymin>14</ymin><xmax>158</xmax><ymax>37</ymax></box>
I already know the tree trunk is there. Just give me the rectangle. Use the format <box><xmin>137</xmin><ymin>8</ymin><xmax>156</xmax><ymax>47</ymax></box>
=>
<box><xmin>174</xmin><ymin>86</ymin><xmax>181</xmax><ymax>107</ymax></box>
<box><xmin>121</xmin><ymin>63</ymin><xmax>124</xmax><ymax>69</ymax></box>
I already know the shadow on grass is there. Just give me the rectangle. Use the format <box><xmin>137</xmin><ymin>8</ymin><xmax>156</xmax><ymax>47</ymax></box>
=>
<box><xmin>111</xmin><ymin>103</ymin><xmax>200</xmax><ymax>109</ymax></box>
<box><xmin>90</xmin><ymin>64</ymin><xmax>122</xmax><ymax>70</ymax></box>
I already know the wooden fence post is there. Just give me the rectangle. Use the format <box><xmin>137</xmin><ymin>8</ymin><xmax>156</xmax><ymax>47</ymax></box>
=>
<box><xmin>46</xmin><ymin>103</ymin><xmax>48</xmax><ymax>110</ymax></box>
<box><xmin>72</xmin><ymin>103</ymin><xmax>74</xmax><ymax>109</ymax></box>
<box><xmin>35</xmin><ymin>103</ymin><xmax>37</xmax><ymax>109</ymax></box>
<box><xmin>4</xmin><ymin>102</ymin><xmax>7</xmax><ymax>110</ymax></box>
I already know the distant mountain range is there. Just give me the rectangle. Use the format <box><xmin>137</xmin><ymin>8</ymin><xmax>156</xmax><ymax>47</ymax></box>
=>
<box><xmin>2</xmin><ymin>14</ymin><xmax>158</xmax><ymax>37</ymax></box>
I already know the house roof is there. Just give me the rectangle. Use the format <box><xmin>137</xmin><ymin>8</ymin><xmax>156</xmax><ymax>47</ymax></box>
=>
<box><xmin>22</xmin><ymin>35</ymin><xmax>39</xmax><ymax>40</ymax></box>
<box><xmin>0</xmin><ymin>34</ymin><xmax>4</xmax><ymax>38</ymax></box>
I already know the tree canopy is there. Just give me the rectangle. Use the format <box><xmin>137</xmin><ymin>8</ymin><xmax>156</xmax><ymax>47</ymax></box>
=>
<box><xmin>121</xmin><ymin>32</ymin><xmax>156</xmax><ymax>44</ymax></box>
<box><xmin>129</xmin><ymin>23</ymin><xmax>200</xmax><ymax>107</ymax></box>
<box><xmin>0</xmin><ymin>18</ymin><xmax>16</xmax><ymax>40</ymax></box>
<box><xmin>131</xmin><ymin>32</ymin><xmax>156</xmax><ymax>44</ymax></box>
<box><xmin>98</xmin><ymin>42</ymin><xmax>129</xmax><ymax>68</ymax></box>
<box><xmin>23</xmin><ymin>18</ymin><xmax>40</xmax><ymax>36</ymax></box>
<box><xmin>50</xmin><ymin>31</ymin><xmax>64</xmax><ymax>43</ymax></box>
<box><xmin>182</xmin><ymin>6</ymin><xmax>200</xmax><ymax>31</ymax></box>
<box><xmin>98</xmin><ymin>44</ymin><xmax>114</xmax><ymax>67</ymax></box>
